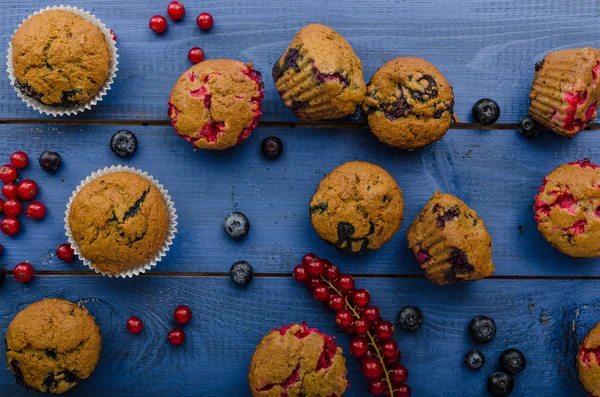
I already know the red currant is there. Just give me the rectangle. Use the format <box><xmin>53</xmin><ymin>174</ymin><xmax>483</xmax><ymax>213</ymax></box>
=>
<box><xmin>26</xmin><ymin>202</ymin><xmax>46</xmax><ymax>220</ymax></box>
<box><xmin>1</xmin><ymin>217</ymin><xmax>20</xmax><ymax>235</ymax></box>
<box><xmin>302</xmin><ymin>252</ymin><xmax>317</xmax><ymax>265</ymax></box>
<box><xmin>337</xmin><ymin>274</ymin><xmax>354</xmax><ymax>293</ymax></box>
<box><xmin>174</xmin><ymin>305</ymin><xmax>193</xmax><ymax>325</ymax></box>
<box><xmin>0</xmin><ymin>164</ymin><xmax>17</xmax><ymax>183</ymax></box>
<box><xmin>127</xmin><ymin>316</ymin><xmax>143</xmax><ymax>334</ymax></box>
<box><xmin>328</xmin><ymin>295</ymin><xmax>345</xmax><ymax>311</ymax></box>
<box><xmin>368</xmin><ymin>379</ymin><xmax>387</xmax><ymax>395</ymax></box>
<box><xmin>312</xmin><ymin>284</ymin><xmax>330</xmax><ymax>302</ymax></box>
<box><xmin>168</xmin><ymin>329</ymin><xmax>186</xmax><ymax>345</ymax></box>
<box><xmin>293</xmin><ymin>264</ymin><xmax>308</xmax><ymax>282</ymax></box>
<box><xmin>306</xmin><ymin>259</ymin><xmax>325</xmax><ymax>278</ymax></box>
<box><xmin>307</xmin><ymin>277</ymin><xmax>321</xmax><ymax>290</ymax></box>
<box><xmin>335</xmin><ymin>310</ymin><xmax>354</xmax><ymax>329</ymax></box>
<box><xmin>167</xmin><ymin>1</ymin><xmax>185</xmax><ymax>20</ymax></box>
<box><xmin>17</xmin><ymin>180</ymin><xmax>37</xmax><ymax>200</ymax></box>
<box><xmin>2</xmin><ymin>183</ymin><xmax>17</xmax><ymax>199</ymax></box>
<box><xmin>375</xmin><ymin>321</ymin><xmax>395</xmax><ymax>340</ymax></box>
<box><xmin>188</xmin><ymin>47</ymin><xmax>205</xmax><ymax>64</ymax></box>
<box><xmin>381</xmin><ymin>340</ymin><xmax>399</xmax><ymax>358</ymax></box>
<box><xmin>0</xmin><ymin>198</ymin><xmax>3</xmax><ymax>212</ymax></box>
<box><xmin>353</xmin><ymin>289</ymin><xmax>371</xmax><ymax>308</ymax></box>
<box><xmin>324</xmin><ymin>263</ymin><xmax>340</xmax><ymax>280</ymax></box>
<box><xmin>0</xmin><ymin>244</ymin><xmax>3</xmax><ymax>256</ymax></box>
<box><xmin>10</xmin><ymin>152</ymin><xmax>28</xmax><ymax>168</ymax></box>
<box><xmin>384</xmin><ymin>353</ymin><xmax>402</xmax><ymax>366</ymax></box>
<box><xmin>389</xmin><ymin>364</ymin><xmax>409</xmax><ymax>385</ymax></box>
<box><xmin>353</xmin><ymin>318</ymin><xmax>370</xmax><ymax>336</ymax></box>
<box><xmin>362</xmin><ymin>358</ymin><xmax>384</xmax><ymax>380</ymax></box>
<box><xmin>149</xmin><ymin>15</ymin><xmax>167</xmax><ymax>33</ymax></box>
<box><xmin>56</xmin><ymin>243</ymin><xmax>75</xmax><ymax>262</ymax></box>
<box><xmin>110</xmin><ymin>29</ymin><xmax>117</xmax><ymax>41</ymax></box>
<box><xmin>196</xmin><ymin>12</ymin><xmax>214</xmax><ymax>30</ymax></box>
<box><xmin>349</xmin><ymin>337</ymin><xmax>369</xmax><ymax>358</ymax></box>
<box><xmin>3</xmin><ymin>199</ymin><xmax>22</xmax><ymax>217</ymax></box>
<box><xmin>13</xmin><ymin>262</ymin><xmax>34</xmax><ymax>283</ymax></box>
<box><xmin>363</xmin><ymin>306</ymin><xmax>381</xmax><ymax>323</ymax></box>
<box><xmin>394</xmin><ymin>385</ymin><xmax>411</xmax><ymax>397</ymax></box>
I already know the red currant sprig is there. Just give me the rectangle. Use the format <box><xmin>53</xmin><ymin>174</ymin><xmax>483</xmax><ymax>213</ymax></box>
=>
<box><xmin>293</xmin><ymin>253</ymin><xmax>410</xmax><ymax>397</ymax></box>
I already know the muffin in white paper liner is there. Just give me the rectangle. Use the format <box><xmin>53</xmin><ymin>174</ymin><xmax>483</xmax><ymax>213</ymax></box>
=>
<box><xmin>6</xmin><ymin>5</ymin><xmax>119</xmax><ymax>116</ymax></box>
<box><xmin>64</xmin><ymin>165</ymin><xmax>177</xmax><ymax>278</ymax></box>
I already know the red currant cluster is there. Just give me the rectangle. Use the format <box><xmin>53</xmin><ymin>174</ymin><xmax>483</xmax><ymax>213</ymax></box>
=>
<box><xmin>127</xmin><ymin>305</ymin><xmax>193</xmax><ymax>346</ymax></box>
<box><xmin>0</xmin><ymin>152</ymin><xmax>46</xmax><ymax>237</ymax></box>
<box><xmin>293</xmin><ymin>253</ymin><xmax>411</xmax><ymax>397</ymax></box>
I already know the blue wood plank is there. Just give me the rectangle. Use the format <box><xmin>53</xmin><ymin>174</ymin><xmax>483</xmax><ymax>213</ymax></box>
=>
<box><xmin>0</xmin><ymin>0</ymin><xmax>599</xmax><ymax>122</ymax></box>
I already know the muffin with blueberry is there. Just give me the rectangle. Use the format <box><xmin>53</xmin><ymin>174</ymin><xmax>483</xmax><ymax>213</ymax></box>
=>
<box><xmin>529</xmin><ymin>47</ymin><xmax>600</xmax><ymax>137</ymax></box>
<box><xmin>248</xmin><ymin>323</ymin><xmax>348</xmax><ymax>397</ymax></box>
<box><xmin>362</xmin><ymin>57</ymin><xmax>455</xmax><ymax>150</ymax></box>
<box><xmin>577</xmin><ymin>323</ymin><xmax>600</xmax><ymax>396</ymax></box>
<box><xmin>407</xmin><ymin>191</ymin><xmax>495</xmax><ymax>286</ymax></box>
<box><xmin>169</xmin><ymin>59</ymin><xmax>265</xmax><ymax>150</ymax></box>
<box><xmin>272</xmin><ymin>24</ymin><xmax>366</xmax><ymax>121</ymax></box>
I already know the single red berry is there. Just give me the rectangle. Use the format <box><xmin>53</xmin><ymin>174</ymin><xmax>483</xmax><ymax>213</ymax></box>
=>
<box><xmin>127</xmin><ymin>316</ymin><xmax>143</xmax><ymax>334</ymax></box>
<box><xmin>337</xmin><ymin>274</ymin><xmax>354</xmax><ymax>293</ymax></box>
<box><xmin>13</xmin><ymin>262</ymin><xmax>34</xmax><ymax>283</ymax></box>
<box><xmin>109</xmin><ymin>29</ymin><xmax>117</xmax><ymax>41</ymax></box>
<box><xmin>1</xmin><ymin>217</ymin><xmax>20</xmax><ymax>235</ymax></box>
<box><xmin>17</xmin><ymin>179</ymin><xmax>38</xmax><ymax>200</ymax></box>
<box><xmin>328</xmin><ymin>295</ymin><xmax>345</xmax><ymax>312</ymax></box>
<box><xmin>167</xmin><ymin>1</ymin><xmax>185</xmax><ymax>20</ymax></box>
<box><xmin>168</xmin><ymin>329</ymin><xmax>186</xmax><ymax>345</ymax></box>
<box><xmin>335</xmin><ymin>309</ymin><xmax>354</xmax><ymax>329</ymax></box>
<box><xmin>2</xmin><ymin>183</ymin><xmax>17</xmax><ymax>199</ymax></box>
<box><xmin>324</xmin><ymin>263</ymin><xmax>340</xmax><ymax>280</ymax></box>
<box><xmin>381</xmin><ymin>340</ymin><xmax>399</xmax><ymax>358</ymax></box>
<box><xmin>0</xmin><ymin>164</ymin><xmax>17</xmax><ymax>183</ymax></box>
<box><xmin>293</xmin><ymin>264</ymin><xmax>308</xmax><ymax>282</ymax></box>
<box><xmin>10</xmin><ymin>152</ymin><xmax>28</xmax><ymax>168</ymax></box>
<box><xmin>306</xmin><ymin>259</ymin><xmax>325</xmax><ymax>278</ymax></box>
<box><xmin>56</xmin><ymin>243</ymin><xmax>75</xmax><ymax>262</ymax></box>
<box><xmin>389</xmin><ymin>364</ymin><xmax>409</xmax><ymax>385</ymax></box>
<box><xmin>188</xmin><ymin>47</ymin><xmax>205</xmax><ymax>64</ymax></box>
<box><xmin>362</xmin><ymin>358</ymin><xmax>384</xmax><ymax>380</ymax></box>
<box><xmin>174</xmin><ymin>305</ymin><xmax>193</xmax><ymax>325</ymax></box>
<box><xmin>26</xmin><ymin>202</ymin><xmax>46</xmax><ymax>220</ymax></box>
<box><xmin>394</xmin><ymin>385</ymin><xmax>411</xmax><ymax>397</ymax></box>
<box><xmin>384</xmin><ymin>352</ymin><xmax>402</xmax><ymax>366</ymax></box>
<box><xmin>375</xmin><ymin>321</ymin><xmax>395</xmax><ymax>340</ymax></box>
<box><xmin>149</xmin><ymin>15</ymin><xmax>167</xmax><ymax>33</ymax></box>
<box><xmin>349</xmin><ymin>337</ymin><xmax>369</xmax><ymax>358</ymax></box>
<box><xmin>353</xmin><ymin>318</ymin><xmax>370</xmax><ymax>336</ymax></box>
<box><xmin>0</xmin><ymin>198</ymin><xmax>3</xmax><ymax>212</ymax></box>
<box><xmin>302</xmin><ymin>253</ymin><xmax>317</xmax><ymax>265</ymax></box>
<box><xmin>312</xmin><ymin>284</ymin><xmax>330</xmax><ymax>302</ymax></box>
<box><xmin>196</xmin><ymin>12</ymin><xmax>214</xmax><ymax>30</ymax></box>
<box><xmin>3</xmin><ymin>199</ymin><xmax>22</xmax><ymax>217</ymax></box>
<box><xmin>352</xmin><ymin>289</ymin><xmax>371</xmax><ymax>308</ymax></box>
<box><xmin>368</xmin><ymin>379</ymin><xmax>387</xmax><ymax>395</ymax></box>
<box><xmin>364</xmin><ymin>348</ymin><xmax>377</xmax><ymax>361</ymax></box>
<box><xmin>307</xmin><ymin>277</ymin><xmax>321</xmax><ymax>290</ymax></box>
<box><xmin>363</xmin><ymin>306</ymin><xmax>381</xmax><ymax>323</ymax></box>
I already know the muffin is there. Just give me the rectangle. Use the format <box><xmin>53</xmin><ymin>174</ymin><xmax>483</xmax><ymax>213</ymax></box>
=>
<box><xmin>406</xmin><ymin>191</ymin><xmax>495</xmax><ymax>285</ymax></box>
<box><xmin>11</xmin><ymin>10</ymin><xmax>111</xmax><ymax>106</ymax></box>
<box><xmin>248</xmin><ymin>323</ymin><xmax>348</xmax><ymax>397</ymax></box>
<box><xmin>310</xmin><ymin>161</ymin><xmax>404</xmax><ymax>253</ymax></box>
<box><xmin>272</xmin><ymin>24</ymin><xmax>366</xmax><ymax>121</ymax></box>
<box><xmin>529</xmin><ymin>47</ymin><xmax>600</xmax><ymax>137</ymax></box>
<box><xmin>534</xmin><ymin>159</ymin><xmax>600</xmax><ymax>258</ymax></box>
<box><xmin>169</xmin><ymin>59</ymin><xmax>265</xmax><ymax>150</ymax></box>
<box><xmin>577</xmin><ymin>323</ymin><xmax>600</xmax><ymax>396</ymax></box>
<box><xmin>362</xmin><ymin>57</ymin><xmax>455</xmax><ymax>150</ymax></box>
<box><xmin>6</xmin><ymin>299</ymin><xmax>102</xmax><ymax>394</ymax></box>
<box><xmin>68</xmin><ymin>172</ymin><xmax>169</xmax><ymax>275</ymax></box>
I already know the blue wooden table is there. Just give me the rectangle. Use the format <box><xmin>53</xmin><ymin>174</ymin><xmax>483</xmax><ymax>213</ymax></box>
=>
<box><xmin>0</xmin><ymin>1</ymin><xmax>599</xmax><ymax>395</ymax></box>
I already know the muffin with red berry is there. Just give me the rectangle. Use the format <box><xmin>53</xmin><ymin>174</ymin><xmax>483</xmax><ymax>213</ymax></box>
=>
<box><xmin>407</xmin><ymin>191</ymin><xmax>495</xmax><ymax>286</ymax></box>
<box><xmin>248</xmin><ymin>323</ymin><xmax>348</xmax><ymax>397</ymax></box>
<box><xmin>529</xmin><ymin>47</ymin><xmax>600</xmax><ymax>137</ymax></box>
<box><xmin>578</xmin><ymin>323</ymin><xmax>600</xmax><ymax>396</ymax></box>
<box><xmin>272</xmin><ymin>24</ymin><xmax>366</xmax><ymax>121</ymax></box>
<box><xmin>534</xmin><ymin>159</ymin><xmax>600</xmax><ymax>257</ymax></box>
<box><xmin>169</xmin><ymin>59</ymin><xmax>264</xmax><ymax>150</ymax></box>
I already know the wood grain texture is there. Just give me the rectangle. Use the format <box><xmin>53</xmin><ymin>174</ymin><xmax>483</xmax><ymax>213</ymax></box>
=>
<box><xmin>0</xmin><ymin>0</ymin><xmax>599</xmax><ymax>122</ymax></box>
<box><xmin>0</xmin><ymin>276</ymin><xmax>593</xmax><ymax>396</ymax></box>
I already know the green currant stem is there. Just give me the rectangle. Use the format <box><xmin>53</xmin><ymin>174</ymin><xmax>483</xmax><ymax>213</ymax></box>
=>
<box><xmin>320</xmin><ymin>277</ymin><xmax>395</xmax><ymax>396</ymax></box>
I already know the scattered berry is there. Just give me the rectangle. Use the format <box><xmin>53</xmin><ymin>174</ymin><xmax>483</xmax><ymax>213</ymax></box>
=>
<box><xmin>110</xmin><ymin>130</ymin><xmax>138</xmax><ymax>158</ymax></box>
<box><xmin>17</xmin><ymin>179</ymin><xmax>38</xmax><ymax>200</ymax></box>
<box><xmin>362</xmin><ymin>358</ymin><xmax>384</xmax><ymax>380</ymax></box>
<box><xmin>397</xmin><ymin>306</ymin><xmax>423</xmax><ymax>331</ymax></box>
<box><xmin>10</xmin><ymin>151</ymin><xmax>28</xmax><ymax>168</ymax></box>
<box><xmin>293</xmin><ymin>264</ymin><xmax>308</xmax><ymax>282</ymax></box>
<box><xmin>26</xmin><ymin>202</ymin><xmax>46</xmax><ymax>220</ymax></box>
<box><xmin>1</xmin><ymin>217</ymin><xmax>20</xmax><ymax>235</ymax></box>
<box><xmin>168</xmin><ymin>329</ymin><xmax>186</xmax><ymax>345</ymax></box>
<box><xmin>352</xmin><ymin>289</ymin><xmax>370</xmax><ymax>308</ymax></box>
<box><xmin>223</xmin><ymin>212</ymin><xmax>250</xmax><ymax>240</ymax></box>
<box><xmin>13</xmin><ymin>262</ymin><xmax>34</xmax><ymax>283</ymax></box>
<box><xmin>465</xmin><ymin>350</ymin><xmax>485</xmax><ymax>370</ymax></box>
<box><xmin>487</xmin><ymin>372</ymin><xmax>514</xmax><ymax>397</ymax></box>
<box><xmin>472</xmin><ymin>98</ymin><xmax>500</xmax><ymax>125</ymax></box>
<box><xmin>3</xmin><ymin>199</ymin><xmax>22</xmax><ymax>217</ymax></box>
<box><xmin>0</xmin><ymin>164</ymin><xmax>17</xmax><ymax>183</ymax></box>
<box><xmin>167</xmin><ymin>1</ymin><xmax>185</xmax><ymax>20</ymax></box>
<box><xmin>39</xmin><ymin>151</ymin><xmax>61</xmax><ymax>173</ymax></box>
<box><xmin>306</xmin><ymin>259</ymin><xmax>325</xmax><ymax>278</ymax></box>
<box><xmin>261</xmin><ymin>136</ymin><xmax>283</xmax><ymax>159</ymax></box>
<box><xmin>469</xmin><ymin>315</ymin><xmax>497</xmax><ymax>343</ymax></box>
<box><xmin>230</xmin><ymin>260</ymin><xmax>253</xmax><ymax>285</ymax></box>
<box><xmin>499</xmin><ymin>348</ymin><xmax>526</xmax><ymax>375</ymax></box>
<box><xmin>110</xmin><ymin>29</ymin><xmax>117</xmax><ymax>41</ymax></box>
<box><xmin>149</xmin><ymin>15</ymin><xmax>167</xmax><ymax>33</ymax></box>
<box><xmin>56</xmin><ymin>243</ymin><xmax>75</xmax><ymax>262</ymax></box>
<box><xmin>196</xmin><ymin>12</ymin><xmax>214</xmax><ymax>30</ymax></box>
<box><xmin>188</xmin><ymin>47</ymin><xmax>205</xmax><ymax>64</ymax></box>
<box><xmin>517</xmin><ymin>115</ymin><xmax>538</xmax><ymax>138</ymax></box>
<box><xmin>2</xmin><ymin>183</ymin><xmax>17</xmax><ymax>199</ymax></box>
<box><xmin>127</xmin><ymin>316</ymin><xmax>143</xmax><ymax>335</ymax></box>
<box><xmin>174</xmin><ymin>305</ymin><xmax>193</xmax><ymax>325</ymax></box>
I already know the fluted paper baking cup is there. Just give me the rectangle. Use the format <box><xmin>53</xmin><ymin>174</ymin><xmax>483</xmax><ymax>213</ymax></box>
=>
<box><xmin>64</xmin><ymin>166</ymin><xmax>177</xmax><ymax>278</ymax></box>
<box><xmin>6</xmin><ymin>5</ymin><xmax>119</xmax><ymax>116</ymax></box>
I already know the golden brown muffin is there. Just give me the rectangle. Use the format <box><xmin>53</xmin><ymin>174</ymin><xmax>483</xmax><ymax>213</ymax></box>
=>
<box><xmin>310</xmin><ymin>161</ymin><xmax>404</xmax><ymax>253</ymax></box>
<box><xmin>362</xmin><ymin>57</ymin><xmax>455</xmax><ymax>150</ymax></box>
<box><xmin>248</xmin><ymin>323</ymin><xmax>348</xmax><ymax>397</ymax></box>
<box><xmin>407</xmin><ymin>191</ymin><xmax>495</xmax><ymax>285</ymax></box>
<box><xmin>534</xmin><ymin>159</ymin><xmax>600</xmax><ymax>257</ymax></box>
<box><xmin>577</xmin><ymin>323</ymin><xmax>600</xmax><ymax>397</ymax></box>
<box><xmin>6</xmin><ymin>299</ymin><xmax>102</xmax><ymax>394</ymax></box>
<box><xmin>11</xmin><ymin>10</ymin><xmax>111</xmax><ymax>106</ymax></box>
<box><xmin>68</xmin><ymin>172</ymin><xmax>169</xmax><ymax>275</ymax></box>
<box><xmin>168</xmin><ymin>59</ymin><xmax>264</xmax><ymax>150</ymax></box>
<box><xmin>529</xmin><ymin>47</ymin><xmax>600</xmax><ymax>137</ymax></box>
<box><xmin>272</xmin><ymin>24</ymin><xmax>366</xmax><ymax>121</ymax></box>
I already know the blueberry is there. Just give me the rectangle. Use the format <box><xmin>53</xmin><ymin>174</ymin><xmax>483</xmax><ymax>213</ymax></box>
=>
<box><xmin>223</xmin><ymin>212</ymin><xmax>250</xmax><ymax>240</ymax></box>
<box><xmin>472</xmin><ymin>98</ymin><xmax>500</xmax><ymax>125</ymax></box>
<box><xmin>469</xmin><ymin>315</ymin><xmax>496</xmax><ymax>343</ymax></box>
<box><xmin>230</xmin><ymin>260</ymin><xmax>254</xmax><ymax>286</ymax></box>
<box><xmin>261</xmin><ymin>136</ymin><xmax>283</xmax><ymax>159</ymax></box>
<box><xmin>397</xmin><ymin>306</ymin><xmax>423</xmax><ymax>331</ymax></box>
<box><xmin>39</xmin><ymin>151</ymin><xmax>62</xmax><ymax>173</ymax></box>
<box><xmin>110</xmin><ymin>130</ymin><xmax>138</xmax><ymax>158</ymax></box>
<box><xmin>517</xmin><ymin>116</ymin><xmax>538</xmax><ymax>138</ymax></box>
<box><xmin>487</xmin><ymin>372</ymin><xmax>514</xmax><ymax>397</ymax></box>
<box><xmin>500</xmin><ymin>348</ymin><xmax>526</xmax><ymax>375</ymax></box>
<box><xmin>464</xmin><ymin>350</ymin><xmax>485</xmax><ymax>370</ymax></box>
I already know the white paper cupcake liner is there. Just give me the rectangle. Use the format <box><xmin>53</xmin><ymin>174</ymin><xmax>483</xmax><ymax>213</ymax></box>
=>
<box><xmin>6</xmin><ymin>5</ymin><xmax>119</xmax><ymax>116</ymax></box>
<box><xmin>64</xmin><ymin>166</ymin><xmax>177</xmax><ymax>278</ymax></box>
